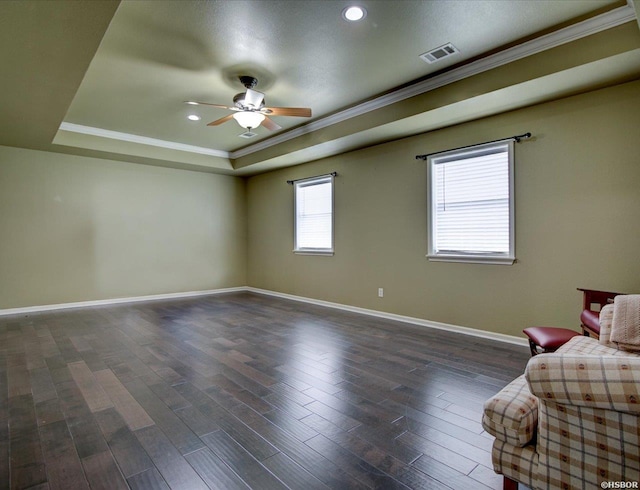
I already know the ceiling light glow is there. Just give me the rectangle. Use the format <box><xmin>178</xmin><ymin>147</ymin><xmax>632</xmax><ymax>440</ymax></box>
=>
<box><xmin>186</xmin><ymin>101</ymin><xmax>199</xmax><ymax>105</ymax></box>
<box><xmin>343</xmin><ymin>6</ymin><xmax>366</xmax><ymax>21</ymax></box>
<box><xmin>187</xmin><ymin>114</ymin><xmax>201</xmax><ymax>121</ymax></box>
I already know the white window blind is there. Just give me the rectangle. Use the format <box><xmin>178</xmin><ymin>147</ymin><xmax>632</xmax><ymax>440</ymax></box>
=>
<box><xmin>294</xmin><ymin>175</ymin><xmax>334</xmax><ymax>254</ymax></box>
<box><xmin>427</xmin><ymin>141</ymin><xmax>515</xmax><ymax>264</ymax></box>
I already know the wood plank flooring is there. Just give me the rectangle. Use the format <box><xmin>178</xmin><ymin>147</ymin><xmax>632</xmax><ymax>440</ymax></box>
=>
<box><xmin>0</xmin><ymin>292</ymin><xmax>529</xmax><ymax>489</ymax></box>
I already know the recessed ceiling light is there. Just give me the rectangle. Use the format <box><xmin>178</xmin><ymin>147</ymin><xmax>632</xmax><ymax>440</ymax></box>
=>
<box><xmin>185</xmin><ymin>101</ymin><xmax>199</xmax><ymax>105</ymax></box>
<box><xmin>342</xmin><ymin>6</ymin><xmax>366</xmax><ymax>22</ymax></box>
<box><xmin>187</xmin><ymin>114</ymin><xmax>201</xmax><ymax>121</ymax></box>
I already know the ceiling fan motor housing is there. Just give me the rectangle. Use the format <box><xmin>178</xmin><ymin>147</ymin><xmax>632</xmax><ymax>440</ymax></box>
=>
<box><xmin>233</xmin><ymin>93</ymin><xmax>246</xmax><ymax>108</ymax></box>
<box><xmin>233</xmin><ymin>91</ymin><xmax>265</xmax><ymax>110</ymax></box>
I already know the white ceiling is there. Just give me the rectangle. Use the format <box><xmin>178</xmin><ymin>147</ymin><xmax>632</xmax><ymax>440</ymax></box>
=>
<box><xmin>1</xmin><ymin>0</ymin><xmax>639</xmax><ymax>175</ymax></box>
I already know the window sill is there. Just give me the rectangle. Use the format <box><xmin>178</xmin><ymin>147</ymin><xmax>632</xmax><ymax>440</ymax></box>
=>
<box><xmin>294</xmin><ymin>250</ymin><xmax>334</xmax><ymax>256</ymax></box>
<box><xmin>427</xmin><ymin>254</ymin><xmax>515</xmax><ymax>265</ymax></box>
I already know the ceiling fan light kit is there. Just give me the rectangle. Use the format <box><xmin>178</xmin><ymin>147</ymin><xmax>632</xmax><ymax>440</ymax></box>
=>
<box><xmin>233</xmin><ymin>111</ymin><xmax>265</xmax><ymax>129</ymax></box>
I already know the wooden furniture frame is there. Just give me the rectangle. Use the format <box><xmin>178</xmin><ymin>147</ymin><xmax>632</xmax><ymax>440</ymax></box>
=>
<box><xmin>578</xmin><ymin>287</ymin><xmax>622</xmax><ymax>338</ymax></box>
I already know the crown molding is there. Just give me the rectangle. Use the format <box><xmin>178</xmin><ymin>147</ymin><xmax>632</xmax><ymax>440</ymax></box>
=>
<box><xmin>58</xmin><ymin>122</ymin><xmax>230</xmax><ymax>158</ymax></box>
<box><xmin>230</xmin><ymin>4</ymin><xmax>636</xmax><ymax>159</ymax></box>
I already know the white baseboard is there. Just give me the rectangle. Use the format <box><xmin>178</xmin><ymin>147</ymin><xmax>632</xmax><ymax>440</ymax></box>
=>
<box><xmin>0</xmin><ymin>287</ymin><xmax>247</xmax><ymax>317</ymax></box>
<box><xmin>0</xmin><ymin>285</ymin><xmax>527</xmax><ymax>347</ymax></box>
<box><xmin>247</xmin><ymin>287</ymin><xmax>528</xmax><ymax>347</ymax></box>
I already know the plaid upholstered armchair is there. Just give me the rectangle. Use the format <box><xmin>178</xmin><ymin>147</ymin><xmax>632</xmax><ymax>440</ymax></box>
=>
<box><xmin>483</xmin><ymin>303</ymin><xmax>640</xmax><ymax>490</ymax></box>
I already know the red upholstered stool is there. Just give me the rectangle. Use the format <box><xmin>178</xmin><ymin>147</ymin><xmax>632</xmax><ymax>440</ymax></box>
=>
<box><xmin>523</xmin><ymin>326</ymin><xmax>581</xmax><ymax>357</ymax></box>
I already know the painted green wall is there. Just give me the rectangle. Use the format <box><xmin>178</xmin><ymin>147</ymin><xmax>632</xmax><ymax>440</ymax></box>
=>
<box><xmin>0</xmin><ymin>146</ymin><xmax>247</xmax><ymax>309</ymax></box>
<box><xmin>3</xmin><ymin>81</ymin><xmax>639</xmax><ymax>336</ymax></box>
<box><xmin>247</xmin><ymin>80</ymin><xmax>640</xmax><ymax>337</ymax></box>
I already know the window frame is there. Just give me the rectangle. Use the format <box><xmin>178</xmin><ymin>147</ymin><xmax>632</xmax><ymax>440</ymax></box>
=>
<box><xmin>293</xmin><ymin>174</ymin><xmax>335</xmax><ymax>256</ymax></box>
<box><xmin>427</xmin><ymin>140</ymin><xmax>515</xmax><ymax>265</ymax></box>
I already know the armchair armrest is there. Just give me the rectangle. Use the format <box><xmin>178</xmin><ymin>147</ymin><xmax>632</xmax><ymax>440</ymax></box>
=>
<box><xmin>483</xmin><ymin>375</ymin><xmax>538</xmax><ymax>447</ymax></box>
<box><xmin>526</xmin><ymin>354</ymin><xmax>640</xmax><ymax>413</ymax></box>
<box><xmin>597</xmin><ymin>304</ymin><xmax>615</xmax><ymax>347</ymax></box>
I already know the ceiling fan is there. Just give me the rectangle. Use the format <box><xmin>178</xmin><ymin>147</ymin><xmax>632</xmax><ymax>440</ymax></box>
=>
<box><xmin>185</xmin><ymin>76</ymin><xmax>312</xmax><ymax>137</ymax></box>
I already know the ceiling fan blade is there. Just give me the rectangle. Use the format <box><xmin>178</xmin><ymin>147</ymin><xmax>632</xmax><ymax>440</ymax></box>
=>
<box><xmin>263</xmin><ymin>107</ymin><xmax>312</xmax><ymax>117</ymax></box>
<box><xmin>244</xmin><ymin>88</ymin><xmax>265</xmax><ymax>109</ymax></box>
<box><xmin>207</xmin><ymin>114</ymin><xmax>235</xmax><ymax>126</ymax></box>
<box><xmin>260</xmin><ymin>116</ymin><xmax>282</xmax><ymax>131</ymax></box>
<box><xmin>184</xmin><ymin>101</ymin><xmax>235</xmax><ymax>110</ymax></box>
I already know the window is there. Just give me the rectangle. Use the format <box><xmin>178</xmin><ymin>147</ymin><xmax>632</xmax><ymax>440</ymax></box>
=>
<box><xmin>294</xmin><ymin>174</ymin><xmax>334</xmax><ymax>255</ymax></box>
<box><xmin>427</xmin><ymin>140</ymin><xmax>515</xmax><ymax>264</ymax></box>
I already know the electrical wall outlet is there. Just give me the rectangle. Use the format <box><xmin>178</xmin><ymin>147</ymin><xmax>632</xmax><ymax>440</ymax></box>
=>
<box><xmin>378</xmin><ymin>288</ymin><xmax>384</xmax><ymax>298</ymax></box>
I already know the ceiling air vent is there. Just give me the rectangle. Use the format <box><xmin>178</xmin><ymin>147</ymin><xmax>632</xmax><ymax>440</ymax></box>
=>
<box><xmin>420</xmin><ymin>43</ymin><xmax>459</xmax><ymax>64</ymax></box>
<box><xmin>239</xmin><ymin>130</ymin><xmax>258</xmax><ymax>139</ymax></box>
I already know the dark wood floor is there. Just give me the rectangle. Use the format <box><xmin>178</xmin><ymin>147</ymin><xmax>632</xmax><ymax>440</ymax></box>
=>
<box><xmin>0</xmin><ymin>291</ymin><xmax>530</xmax><ymax>490</ymax></box>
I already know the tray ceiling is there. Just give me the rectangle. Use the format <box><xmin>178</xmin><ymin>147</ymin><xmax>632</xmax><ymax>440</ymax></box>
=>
<box><xmin>1</xmin><ymin>0</ymin><xmax>639</xmax><ymax>175</ymax></box>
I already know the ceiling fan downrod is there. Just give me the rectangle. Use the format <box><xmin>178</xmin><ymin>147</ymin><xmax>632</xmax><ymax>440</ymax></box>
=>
<box><xmin>239</xmin><ymin>76</ymin><xmax>258</xmax><ymax>89</ymax></box>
